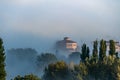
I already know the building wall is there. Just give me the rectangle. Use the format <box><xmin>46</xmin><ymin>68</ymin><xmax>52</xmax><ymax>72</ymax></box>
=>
<box><xmin>56</xmin><ymin>37</ymin><xmax>78</xmax><ymax>53</ymax></box>
<box><xmin>66</xmin><ymin>43</ymin><xmax>77</xmax><ymax>50</ymax></box>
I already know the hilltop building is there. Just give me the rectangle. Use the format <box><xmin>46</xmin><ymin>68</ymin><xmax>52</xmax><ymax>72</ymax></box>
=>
<box><xmin>56</xmin><ymin>37</ymin><xmax>78</xmax><ymax>54</ymax></box>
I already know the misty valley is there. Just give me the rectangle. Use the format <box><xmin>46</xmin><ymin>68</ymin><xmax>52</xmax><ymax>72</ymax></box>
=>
<box><xmin>1</xmin><ymin>37</ymin><xmax>120</xmax><ymax>80</ymax></box>
<box><xmin>1</xmin><ymin>0</ymin><xmax>120</xmax><ymax>80</ymax></box>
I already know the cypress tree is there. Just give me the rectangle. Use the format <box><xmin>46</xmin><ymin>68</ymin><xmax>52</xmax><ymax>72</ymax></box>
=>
<box><xmin>81</xmin><ymin>43</ymin><xmax>90</xmax><ymax>62</ymax></box>
<box><xmin>99</xmin><ymin>39</ymin><xmax>106</xmax><ymax>61</ymax></box>
<box><xmin>81</xmin><ymin>44</ymin><xmax>86</xmax><ymax>62</ymax></box>
<box><xmin>92</xmin><ymin>40</ymin><xmax>98</xmax><ymax>62</ymax></box>
<box><xmin>109</xmin><ymin>40</ymin><xmax>116</xmax><ymax>56</ymax></box>
<box><xmin>0</xmin><ymin>38</ymin><xmax>6</xmax><ymax>80</ymax></box>
<box><xmin>86</xmin><ymin>47</ymin><xmax>90</xmax><ymax>59</ymax></box>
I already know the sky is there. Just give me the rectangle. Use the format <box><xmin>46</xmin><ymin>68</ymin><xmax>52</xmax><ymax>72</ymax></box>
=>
<box><xmin>0</xmin><ymin>0</ymin><xmax>120</xmax><ymax>52</ymax></box>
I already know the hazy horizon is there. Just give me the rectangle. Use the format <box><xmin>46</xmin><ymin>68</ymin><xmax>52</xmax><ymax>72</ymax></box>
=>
<box><xmin>0</xmin><ymin>0</ymin><xmax>120</xmax><ymax>52</ymax></box>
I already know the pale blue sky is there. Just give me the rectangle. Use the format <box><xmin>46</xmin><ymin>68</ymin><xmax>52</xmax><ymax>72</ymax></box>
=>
<box><xmin>0</xmin><ymin>0</ymin><xmax>120</xmax><ymax>52</ymax></box>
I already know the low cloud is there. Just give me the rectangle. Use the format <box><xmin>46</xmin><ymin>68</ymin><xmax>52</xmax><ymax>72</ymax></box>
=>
<box><xmin>0</xmin><ymin>0</ymin><xmax>120</xmax><ymax>50</ymax></box>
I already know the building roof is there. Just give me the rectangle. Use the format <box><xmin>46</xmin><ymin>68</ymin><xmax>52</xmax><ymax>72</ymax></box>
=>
<box><xmin>62</xmin><ymin>40</ymin><xmax>76</xmax><ymax>43</ymax></box>
<box><xmin>61</xmin><ymin>37</ymin><xmax>77</xmax><ymax>43</ymax></box>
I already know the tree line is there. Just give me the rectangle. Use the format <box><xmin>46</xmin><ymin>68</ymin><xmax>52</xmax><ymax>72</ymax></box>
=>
<box><xmin>42</xmin><ymin>39</ymin><xmax>120</xmax><ymax>80</ymax></box>
<box><xmin>0</xmin><ymin>38</ymin><xmax>120</xmax><ymax>80</ymax></box>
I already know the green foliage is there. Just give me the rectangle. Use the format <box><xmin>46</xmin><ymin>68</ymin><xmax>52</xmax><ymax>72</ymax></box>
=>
<box><xmin>111</xmin><ymin>59</ymin><xmax>120</xmax><ymax>80</ymax></box>
<box><xmin>88</xmin><ymin>62</ymin><xmax>99</xmax><ymax>80</ymax></box>
<box><xmin>81</xmin><ymin>43</ymin><xmax>90</xmax><ymax>62</ymax></box>
<box><xmin>100</xmin><ymin>57</ymin><xmax>120</xmax><ymax>80</ymax></box>
<box><xmin>43</xmin><ymin>61</ymin><xmax>89</xmax><ymax>80</ymax></box>
<box><xmin>92</xmin><ymin>40</ymin><xmax>98</xmax><ymax>62</ymax></box>
<box><xmin>5</xmin><ymin>38</ymin><xmax>120</xmax><ymax>80</ymax></box>
<box><xmin>87</xmin><ymin>39</ymin><xmax>120</xmax><ymax>80</ymax></box>
<box><xmin>109</xmin><ymin>40</ymin><xmax>116</xmax><ymax>56</ymax></box>
<box><xmin>42</xmin><ymin>39</ymin><xmax>120</xmax><ymax>80</ymax></box>
<box><xmin>86</xmin><ymin>47</ymin><xmax>90</xmax><ymax>59</ymax></box>
<box><xmin>99</xmin><ymin>39</ymin><xmax>107</xmax><ymax>61</ymax></box>
<box><xmin>87</xmin><ymin>55</ymin><xmax>120</xmax><ymax>80</ymax></box>
<box><xmin>0</xmin><ymin>38</ymin><xmax>6</xmax><ymax>80</ymax></box>
<box><xmin>13</xmin><ymin>74</ymin><xmax>41</xmax><ymax>80</ymax></box>
<box><xmin>43</xmin><ymin>61</ymin><xmax>72</xmax><ymax>80</ymax></box>
<box><xmin>74</xmin><ymin>62</ymin><xmax>88</xmax><ymax>80</ymax></box>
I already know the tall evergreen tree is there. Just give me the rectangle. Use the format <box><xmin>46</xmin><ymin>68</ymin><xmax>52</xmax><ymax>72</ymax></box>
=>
<box><xmin>81</xmin><ymin>43</ymin><xmax>90</xmax><ymax>62</ymax></box>
<box><xmin>92</xmin><ymin>40</ymin><xmax>98</xmax><ymax>62</ymax></box>
<box><xmin>109</xmin><ymin>40</ymin><xmax>116</xmax><ymax>56</ymax></box>
<box><xmin>86</xmin><ymin>47</ymin><xmax>90</xmax><ymax>59</ymax></box>
<box><xmin>99</xmin><ymin>39</ymin><xmax>106</xmax><ymax>61</ymax></box>
<box><xmin>0</xmin><ymin>38</ymin><xmax>6</xmax><ymax>80</ymax></box>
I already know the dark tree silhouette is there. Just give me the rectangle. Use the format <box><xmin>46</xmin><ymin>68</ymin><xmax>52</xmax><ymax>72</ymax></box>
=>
<box><xmin>13</xmin><ymin>74</ymin><xmax>41</xmax><ymax>80</ymax></box>
<box><xmin>92</xmin><ymin>40</ymin><xmax>98</xmax><ymax>62</ymax></box>
<box><xmin>0</xmin><ymin>38</ymin><xmax>6</xmax><ymax>80</ymax></box>
<box><xmin>81</xmin><ymin>43</ymin><xmax>90</xmax><ymax>62</ymax></box>
<box><xmin>109</xmin><ymin>40</ymin><xmax>116</xmax><ymax>56</ymax></box>
<box><xmin>99</xmin><ymin>39</ymin><xmax>106</xmax><ymax>61</ymax></box>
